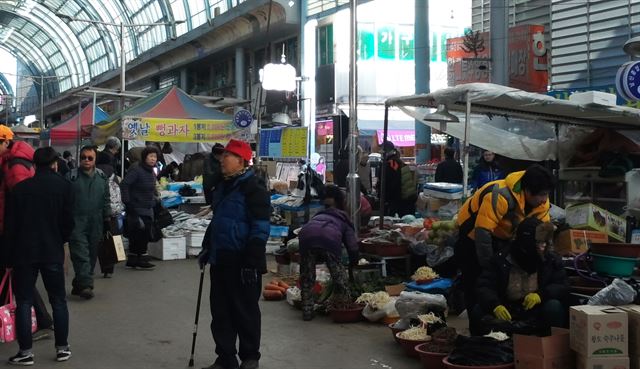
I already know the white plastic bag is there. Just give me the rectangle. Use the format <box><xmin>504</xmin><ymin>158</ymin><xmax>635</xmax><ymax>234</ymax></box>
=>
<box><xmin>588</xmin><ymin>278</ymin><xmax>637</xmax><ymax>306</ymax></box>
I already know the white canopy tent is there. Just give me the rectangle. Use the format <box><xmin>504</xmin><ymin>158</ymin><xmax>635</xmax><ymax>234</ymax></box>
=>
<box><xmin>379</xmin><ymin>83</ymin><xmax>640</xmax><ymax>225</ymax></box>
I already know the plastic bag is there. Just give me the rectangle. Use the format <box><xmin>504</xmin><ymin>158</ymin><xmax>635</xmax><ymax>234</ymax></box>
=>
<box><xmin>395</xmin><ymin>292</ymin><xmax>447</xmax><ymax>320</ymax></box>
<box><xmin>426</xmin><ymin>244</ymin><xmax>454</xmax><ymax>267</ymax></box>
<box><xmin>398</xmin><ymin>291</ymin><xmax>448</xmax><ymax>310</ymax></box>
<box><xmin>362</xmin><ymin>299</ymin><xmax>399</xmax><ymax>322</ymax></box>
<box><xmin>437</xmin><ymin>202</ymin><xmax>460</xmax><ymax>220</ymax></box>
<box><xmin>588</xmin><ymin>278</ymin><xmax>637</xmax><ymax>306</ymax></box>
<box><xmin>362</xmin><ymin>305</ymin><xmax>387</xmax><ymax>322</ymax></box>
<box><xmin>447</xmin><ymin>335</ymin><xmax>514</xmax><ymax>366</ymax></box>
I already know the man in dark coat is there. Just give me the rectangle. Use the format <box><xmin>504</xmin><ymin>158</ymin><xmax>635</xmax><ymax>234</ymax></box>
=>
<box><xmin>6</xmin><ymin>147</ymin><xmax>74</xmax><ymax>365</ymax></box>
<box><xmin>470</xmin><ymin>217</ymin><xmax>568</xmax><ymax>336</ymax></box>
<box><xmin>435</xmin><ymin>147</ymin><xmax>463</xmax><ymax>184</ymax></box>
<box><xmin>199</xmin><ymin>139</ymin><xmax>270</xmax><ymax>369</ymax></box>
<box><xmin>97</xmin><ymin>136</ymin><xmax>121</xmax><ymax>176</ymax></box>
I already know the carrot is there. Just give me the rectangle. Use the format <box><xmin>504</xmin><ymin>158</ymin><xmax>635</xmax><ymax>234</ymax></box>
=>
<box><xmin>262</xmin><ymin>290</ymin><xmax>283</xmax><ymax>300</ymax></box>
<box><xmin>264</xmin><ymin>284</ymin><xmax>286</xmax><ymax>294</ymax></box>
<box><xmin>277</xmin><ymin>281</ymin><xmax>290</xmax><ymax>289</ymax></box>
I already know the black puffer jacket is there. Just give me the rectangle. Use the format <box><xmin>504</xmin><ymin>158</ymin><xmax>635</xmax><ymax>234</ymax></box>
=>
<box><xmin>475</xmin><ymin>247</ymin><xmax>568</xmax><ymax>313</ymax></box>
<box><xmin>120</xmin><ymin>163</ymin><xmax>157</xmax><ymax>213</ymax></box>
<box><xmin>6</xmin><ymin>168</ymin><xmax>74</xmax><ymax>266</ymax></box>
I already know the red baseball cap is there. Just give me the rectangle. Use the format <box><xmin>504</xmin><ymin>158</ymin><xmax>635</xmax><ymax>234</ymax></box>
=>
<box><xmin>224</xmin><ymin>139</ymin><xmax>252</xmax><ymax>162</ymax></box>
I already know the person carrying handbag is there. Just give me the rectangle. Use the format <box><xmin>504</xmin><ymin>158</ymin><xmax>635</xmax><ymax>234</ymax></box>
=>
<box><xmin>120</xmin><ymin>146</ymin><xmax>161</xmax><ymax>270</ymax></box>
<box><xmin>5</xmin><ymin>147</ymin><xmax>74</xmax><ymax>365</ymax></box>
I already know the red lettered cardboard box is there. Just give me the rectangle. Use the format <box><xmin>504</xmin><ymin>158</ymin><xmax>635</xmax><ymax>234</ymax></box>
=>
<box><xmin>514</xmin><ymin>328</ymin><xmax>574</xmax><ymax>369</ymax></box>
<box><xmin>570</xmin><ymin>305</ymin><xmax>628</xmax><ymax>357</ymax></box>
<box><xmin>619</xmin><ymin>306</ymin><xmax>640</xmax><ymax>357</ymax></box>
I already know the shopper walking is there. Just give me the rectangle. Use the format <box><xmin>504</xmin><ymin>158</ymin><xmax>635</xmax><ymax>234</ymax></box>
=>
<box><xmin>120</xmin><ymin>146</ymin><xmax>160</xmax><ymax>270</ymax></box>
<box><xmin>298</xmin><ymin>185</ymin><xmax>359</xmax><ymax>321</ymax></box>
<box><xmin>435</xmin><ymin>147</ymin><xmax>463</xmax><ymax>184</ymax></box>
<box><xmin>198</xmin><ymin>139</ymin><xmax>270</xmax><ymax>369</ymax></box>
<box><xmin>0</xmin><ymin>125</ymin><xmax>54</xmax><ymax>341</ymax></box>
<box><xmin>65</xmin><ymin>146</ymin><xmax>110</xmax><ymax>299</ymax></box>
<box><xmin>5</xmin><ymin>147</ymin><xmax>74</xmax><ymax>365</ymax></box>
<box><xmin>470</xmin><ymin>150</ymin><xmax>505</xmax><ymax>190</ymax></box>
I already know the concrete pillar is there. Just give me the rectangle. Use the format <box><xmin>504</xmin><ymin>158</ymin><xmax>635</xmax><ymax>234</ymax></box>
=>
<box><xmin>235</xmin><ymin>47</ymin><xmax>245</xmax><ymax>99</ymax></box>
<box><xmin>490</xmin><ymin>0</ymin><xmax>509</xmax><ymax>85</ymax></box>
<box><xmin>180</xmin><ymin>68</ymin><xmax>188</xmax><ymax>91</ymax></box>
<box><xmin>415</xmin><ymin>0</ymin><xmax>431</xmax><ymax>164</ymax></box>
<box><xmin>301</xmin><ymin>0</ymin><xmax>317</xmax><ymax>158</ymax></box>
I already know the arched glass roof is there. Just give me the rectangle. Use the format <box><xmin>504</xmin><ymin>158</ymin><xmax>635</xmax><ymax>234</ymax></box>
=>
<box><xmin>0</xmin><ymin>0</ymin><xmax>248</xmax><ymax>98</ymax></box>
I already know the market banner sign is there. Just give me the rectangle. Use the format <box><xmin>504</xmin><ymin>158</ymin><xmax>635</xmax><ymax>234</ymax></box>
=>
<box><xmin>121</xmin><ymin>117</ymin><xmax>243</xmax><ymax>142</ymax></box>
<box><xmin>377</xmin><ymin>129</ymin><xmax>415</xmax><ymax>147</ymax></box>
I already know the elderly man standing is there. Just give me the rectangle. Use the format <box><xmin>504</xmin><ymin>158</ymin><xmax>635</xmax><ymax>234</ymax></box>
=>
<box><xmin>66</xmin><ymin>145</ymin><xmax>110</xmax><ymax>300</ymax></box>
<box><xmin>97</xmin><ymin>136</ymin><xmax>121</xmax><ymax>176</ymax></box>
<box><xmin>199</xmin><ymin>139</ymin><xmax>270</xmax><ymax>369</ymax></box>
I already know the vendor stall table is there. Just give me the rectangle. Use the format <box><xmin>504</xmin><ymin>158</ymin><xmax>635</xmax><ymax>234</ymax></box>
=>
<box><xmin>361</xmin><ymin>253</ymin><xmax>411</xmax><ymax>277</ymax></box>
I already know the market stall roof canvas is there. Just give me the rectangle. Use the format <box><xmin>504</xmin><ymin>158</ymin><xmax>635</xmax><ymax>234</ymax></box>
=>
<box><xmin>43</xmin><ymin>103</ymin><xmax>109</xmax><ymax>143</ymax></box>
<box><xmin>92</xmin><ymin>86</ymin><xmax>234</xmax><ymax>143</ymax></box>
<box><xmin>386</xmin><ymin>83</ymin><xmax>640</xmax><ymax>161</ymax></box>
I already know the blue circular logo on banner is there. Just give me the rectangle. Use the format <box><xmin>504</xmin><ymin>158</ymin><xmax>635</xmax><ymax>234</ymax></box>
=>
<box><xmin>617</xmin><ymin>61</ymin><xmax>640</xmax><ymax>101</ymax></box>
<box><xmin>234</xmin><ymin>109</ymin><xmax>253</xmax><ymax>129</ymax></box>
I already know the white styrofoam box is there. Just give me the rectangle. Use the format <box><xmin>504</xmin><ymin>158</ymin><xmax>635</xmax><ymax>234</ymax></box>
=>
<box><xmin>266</xmin><ymin>244</ymin><xmax>281</xmax><ymax>254</ymax></box>
<box><xmin>187</xmin><ymin>246</ymin><xmax>202</xmax><ymax>257</ymax></box>
<box><xmin>186</xmin><ymin>232</ymin><xmax>206</xmax><ymax>248</ymax></box>
<box><xmin>148</xmin><ymin>236</ymin><xmax>186</xmax><ymax>260</ymax></box>
<box><xmin>569</xmin><ymin>91</ymin><xmax>617</xmax><ymax>106</ymax></box>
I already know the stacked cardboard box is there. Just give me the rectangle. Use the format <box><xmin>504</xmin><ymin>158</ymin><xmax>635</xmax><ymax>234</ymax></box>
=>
<box><xmin>620</xmin><ymin>305</ymin><xmax>640</xmax><ymax>369</ymax></box>
<box><xmin>565</xmin><ymin>203</ymin><xmax>627</xmax><ymax>242</ymax></box>
<box><xmin>554</xmin><ymin>229</ymin><xmax>609</xmax><ymax>256</ymax></box>
<box><xmin>570</xmin><ymin>305</ymin><xmax>629</xmax><ymax>369</ymax></box>
<box><xmin>514</xmin><ymin>328</ymin><xmax>574</xmax><ymax>369</ymax></box>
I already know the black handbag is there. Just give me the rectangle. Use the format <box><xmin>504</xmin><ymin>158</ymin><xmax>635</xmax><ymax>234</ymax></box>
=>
<box><xmin>153</xmin><ymin>203</ymin><xmax>173</xmax><ymax>229</ymax></box>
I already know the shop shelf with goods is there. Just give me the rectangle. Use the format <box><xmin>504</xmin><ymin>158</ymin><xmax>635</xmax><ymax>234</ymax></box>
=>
<box><xmin>558</xmin><ymin>167</ymin><xmax>627</xmax><ymax>215</ymax></box>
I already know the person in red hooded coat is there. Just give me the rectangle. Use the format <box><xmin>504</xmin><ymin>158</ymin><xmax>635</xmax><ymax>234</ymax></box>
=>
<box><xmin>0</xmin><ymin>125</ymin><xmax>54</xmax><ymax>341</ymax></box>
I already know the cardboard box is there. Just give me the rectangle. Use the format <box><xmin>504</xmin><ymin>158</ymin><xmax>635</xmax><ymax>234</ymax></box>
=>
<box><xmin>620</xmin><ymin>305</ymin><xmax>640</xmax><ymax>357</ymax></box>
<box><xmin>148</xmin><ymin>236</ymin><xmax>186</xmax><ymax>260</ymax></box>
<box><xmin>566</xmin><ymin>203</ymin><xmax>627</xmax><ymax>242</ymax></box>
<box><xmin>570</xmin><ymin>305</ymin><xmax>628</xmax><ymax>357</ymax></box>
<box><xmin>514</xmin><ymin>328</ymin><xmax>574</xmax><ymax>369</ymax></box>
<box><xmin>576</xmin><ymin>355</ymin><xmax>630</xmax><ymax>369</ymax></box>
<box><xmin>554</xmin><ymin>229</ymin><xmax>609</xmax><ymax>255</ymax></box>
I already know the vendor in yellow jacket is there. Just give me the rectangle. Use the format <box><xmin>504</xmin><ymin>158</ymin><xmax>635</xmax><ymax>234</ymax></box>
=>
<box><xmin>454</xmin><ymin>164</ymin><xmax>555</xmax><ymax>329</ymax></box>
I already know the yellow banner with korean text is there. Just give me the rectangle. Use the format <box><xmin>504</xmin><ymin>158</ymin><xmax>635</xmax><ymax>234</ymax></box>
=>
<box><xmin>121</xmin><ymin>117</ymin><xmax>246</xmax><ymax>143</ymax></box>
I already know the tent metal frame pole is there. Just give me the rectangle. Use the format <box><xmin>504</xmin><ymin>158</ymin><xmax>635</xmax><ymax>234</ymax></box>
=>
<box><xmin>462</xmin><ymin>93</ymin><xmax>471</xmax><ymax>198</ymax></box>
<box><xmin>92</xmin><ymin>92</ymin><xmax>97</xmax><ymax>126</ymax></box>
<box><xmin>379</xmin><ymin>104</ymin><xmax>389</xmax><ymax>229</ymax></box>
<box><xmin>76</xmin><ymin>101</ymin><xmax>82</xmax><ymax>165</ymax></box>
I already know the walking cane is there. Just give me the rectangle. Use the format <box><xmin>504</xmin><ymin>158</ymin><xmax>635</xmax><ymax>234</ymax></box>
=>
<box><xmin>188</xmin><ymin>266</ymin><xmax>206</xmax><ymax>367</ymax></box>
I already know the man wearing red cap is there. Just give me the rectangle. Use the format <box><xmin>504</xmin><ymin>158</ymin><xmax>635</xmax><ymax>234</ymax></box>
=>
<box><xmin>199</xmin><ymin>139</ymin><xmax>270</xmax><ymax>369</ymax></box>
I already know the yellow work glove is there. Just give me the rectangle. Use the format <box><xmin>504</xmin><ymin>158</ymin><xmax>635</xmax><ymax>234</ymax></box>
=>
<box><xmin>523</xmin><ymin>293</ymin><xmax>542</xmax><ymax>310</ymax></box>
<box><xmin>493</xmin><ymin>305</ymin><xmax>512</xmax><ymax>321</ymax></box>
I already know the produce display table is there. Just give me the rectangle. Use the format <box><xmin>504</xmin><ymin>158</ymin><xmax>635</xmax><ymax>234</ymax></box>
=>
<box><xmin>361</xmin><ymin>253</ymin><xmax>411</xmax><ymax>277</ymax></box>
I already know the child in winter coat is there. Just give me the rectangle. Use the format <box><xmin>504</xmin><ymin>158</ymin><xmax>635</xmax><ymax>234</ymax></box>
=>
<box><xmin>298</xmin><ymin>185</ymin><xmax>359</xmax><ymax>321</ymax></box>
